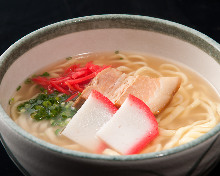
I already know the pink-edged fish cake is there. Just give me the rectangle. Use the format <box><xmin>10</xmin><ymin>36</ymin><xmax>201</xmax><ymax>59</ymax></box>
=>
<box><xmin>62</xmin><ymin>90</ymin><xmax>117</xmax><ymax>153</ymax></box>
<box><xmin>97</xmin><ymin>94</ymin><xmax>159</xmax><ymax>155</ymax></box>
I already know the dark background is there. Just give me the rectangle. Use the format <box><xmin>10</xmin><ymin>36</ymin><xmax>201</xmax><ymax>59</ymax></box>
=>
<box><xmin>0</xmin><ymin>0</ymin><xmax>219</xmax><ymax>175</ymax></box>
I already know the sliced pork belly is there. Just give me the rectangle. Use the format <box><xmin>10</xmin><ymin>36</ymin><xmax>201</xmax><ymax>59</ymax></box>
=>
<box><xmin>114</xmin><ymin>76</ymin><xmax>181</xmax><ymax>114</ymax></box>
<box><xmin>74</xmin><ymin>67</ymin><xmax>125</xmax><ymax>109</ymax></box>
<box><xmin>74</xmin><ymin>68</ymin><xmax>181</xmax><ymax>115</ymax></box>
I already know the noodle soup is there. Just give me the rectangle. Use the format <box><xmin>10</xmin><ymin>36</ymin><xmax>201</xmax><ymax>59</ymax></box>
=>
<box><xmin>9</xmin><ymin>51</ymin><xmax>220</xmax><ymax>155</ymax></box>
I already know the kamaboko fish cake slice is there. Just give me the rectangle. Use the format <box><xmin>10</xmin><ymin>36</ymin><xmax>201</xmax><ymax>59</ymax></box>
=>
<box><xmin>97</xmin><ymin>94</ymin><xmax>159</xmax><ymax>155</ymax></box>
<box><xmin>62</xmin><ymin>90</ymin><xmax>117</xmax><ymax>153</ymax></box>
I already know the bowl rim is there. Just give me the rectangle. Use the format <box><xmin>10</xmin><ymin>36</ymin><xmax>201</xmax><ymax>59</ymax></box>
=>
<box><xmin>0</xmin><ymin>14</ymin><xmax>220</xmax><ymax>161</ymax></box>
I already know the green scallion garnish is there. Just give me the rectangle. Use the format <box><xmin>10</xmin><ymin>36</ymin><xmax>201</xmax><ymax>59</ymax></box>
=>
<box><xmin>115</xmin><ymin>50</ymin><xmax>119</xmax><ymax>54</ymax></box>
<box><xmin>16</xmin><ymin>86</ymin><xmax>21</xmax><ymax>91</ymax></box>
<box><xmin>55</xmin><ymin>128</ymin><xmax>62</xmax><ymax>135</ymax></box>
<box><xmin>24</xmin><ymin>78</ymin><xmax>33</xmax><ymax>84</ymax></box>
<box><xmin>9</xmin><ymin>98</ymin><xmax>14</xmax><ymax>105</ymax></box>
<box><xmin>17</xmin><ymin>92</ymin><xmax>77</xmax><ymax>126</ymax></box>
<box><xmin>40</xmin><ymin>72</ymin><xmax>50</xmax><ymax>77</ymax></box>
<box><xmin>66</xmin><ymin>57</ymin><xmax>72</xmax><ymax>60</ymax></box>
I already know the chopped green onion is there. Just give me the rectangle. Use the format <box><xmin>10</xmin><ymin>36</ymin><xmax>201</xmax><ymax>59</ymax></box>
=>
<box><xmin>55</xmin><ymin>128</ymin><xmax>62</xmax><ymax>135</ymax></box>
<box><xmin>17</xmin><ymin>92</ymin><xmax>77</xmax><ymax>127</ymax></box>
<box><xmin>31</xmin><ymin>74</ymin><xmax>37</xmax><ymax>78</ymax></box>
<box><xmin>66</xmin><ymin>57</ymin><xmax>72</xmax><ymax>60</ymax></box>
<box><xmin>9</xmin><ymin>98</ymin><xmax>14</xmax><ymax>105</ymax></box>
<box><xmin>16</xmin><ymin>85</ymin><xmax>21</xmax><ymax>91</ymax></box>
<box><xmin>119</xmin><ymin>58</ymin><xmax>123</xmax><ymax>60</ymax></box>
<box><xmin>40</xmin><ymin>72</ymin><xmax>50</xmax><ymax>77</ymax></box>
<box><xmin>115</xmin><ymin>50</ymin><xmax>119</xmax><ymax>54</ymax></box>
<box><xmin>25</xmin><ymin>78</ymin><xmax>33</xmax><ymax>84</ymax></box>
<box><xmin>39</xmin><ymin>87</ymin><xmax>46</xmax><ymax>92</ymax></box>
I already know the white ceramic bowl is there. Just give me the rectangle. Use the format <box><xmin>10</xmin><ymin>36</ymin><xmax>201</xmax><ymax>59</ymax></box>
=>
<box><xmin>0</xmin><ymin>14</ymin><xmax>220</xmax><ymax>176</ymax></box>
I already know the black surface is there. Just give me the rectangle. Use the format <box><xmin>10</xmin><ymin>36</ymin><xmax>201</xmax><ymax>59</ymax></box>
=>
<box><xmin>0</xmin><ymin>0</ymin><xmax>219</xmax><ymax>175</ymax></box>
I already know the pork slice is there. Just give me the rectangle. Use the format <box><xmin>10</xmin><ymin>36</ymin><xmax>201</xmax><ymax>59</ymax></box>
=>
<box><xmin>108</xmin><ymin>75</ymin><xmax>137</xmax><ymax>104</ymax></box>
<box><xmin>114</xmin><ymin>76</ymin><xmax>181</xmax><ymax>114</ymax></box>
<box><xmin>74</xmin><ymin>67</ymin><xmax>125</xmax><ymax>109</ymax></box>
<box><xmin>75</xmin><ymin>67</ymin><xmax>181</xmax><ymax>115</ymax></box>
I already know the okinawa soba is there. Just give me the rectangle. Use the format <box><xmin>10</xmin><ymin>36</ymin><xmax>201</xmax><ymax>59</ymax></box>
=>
<box><xmin>8</xmin><ymin>51</ymin><xmax>220</xmax><ymax>155</ymax></box>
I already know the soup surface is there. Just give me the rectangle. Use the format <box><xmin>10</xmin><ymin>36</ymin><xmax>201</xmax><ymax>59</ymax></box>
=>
<box><xmin>9</xmin><ymin>51</ymin><xmax>220</xmax><ymax>155</ymax></box>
